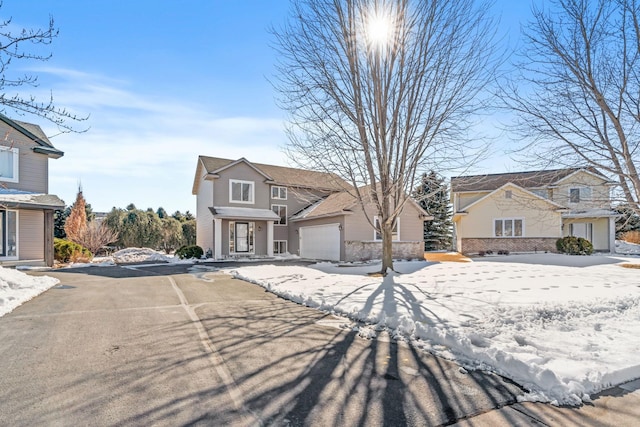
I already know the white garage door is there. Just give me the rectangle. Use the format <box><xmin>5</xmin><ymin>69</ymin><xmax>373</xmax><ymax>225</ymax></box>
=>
<box><xmin>299</xmin><ymin>223</ymin><xmax>340</xmax><ymax>261</ymax></box>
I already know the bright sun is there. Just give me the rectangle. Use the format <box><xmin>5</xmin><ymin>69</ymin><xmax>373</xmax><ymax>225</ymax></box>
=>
<box><xmin>366</xmin><ymin>11</ymin><xmax>393</xmax><ymax>48</ymax></box>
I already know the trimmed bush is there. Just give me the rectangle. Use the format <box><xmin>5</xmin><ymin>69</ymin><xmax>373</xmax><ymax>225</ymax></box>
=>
<box><xmin>54</xmin><ymin>238</ymin><xmax>92</xmax><ymax>263</ymax></box>
<box><xmin>556</xmin><ymin>236</ymin><xmax>594</xmax><ymax>255</ymax></box>
<box><xmin>175</xmin><ymin>245</ymin><xmax>204</xmax><ymax>260</ymax></box>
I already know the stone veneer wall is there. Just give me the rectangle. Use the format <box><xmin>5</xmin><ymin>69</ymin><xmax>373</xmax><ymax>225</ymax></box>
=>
<box><xmin>345</xmin><ymin>241</ymin><xmax>424</xmax><ymax>262</ymax></box>
<box><xmin>461</xmin><ymin>238</ymin><xmax>558</xmax><ymax>255</ymax></box>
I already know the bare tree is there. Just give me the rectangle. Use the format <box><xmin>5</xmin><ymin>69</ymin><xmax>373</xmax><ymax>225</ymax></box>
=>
<box><xmin>273</xmin><ymin>0</ymin><xmax>499</xmax><ymax>274</ymax></box>
<box><xmin>75</xmin><ymin>221</ymin><xmax>119</xmax><ymax>255</ymax></box>
<box><xmin>0</xmin><ymin>4</ymin><xmax>84</xmax><ymax>130</ymax></box>
<box><xmin>501</xmin><ymin>0</ymin><xmax>640</xmax><ymax>213</ymax></box>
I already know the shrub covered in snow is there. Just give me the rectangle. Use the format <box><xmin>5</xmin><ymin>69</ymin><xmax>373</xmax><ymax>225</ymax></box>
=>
<box><xmin>556</xmin><ymin>236</ymin><xmax>593</xmax><ymax>255</ymax></box>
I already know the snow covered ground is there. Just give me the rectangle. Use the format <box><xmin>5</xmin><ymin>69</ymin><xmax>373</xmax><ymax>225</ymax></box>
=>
<box><xmin>224</xmin><ymin>253</ymin><xmax>640</xmax><ymax>406</ymax></box>
<box><xmin>2</xmin><ymin>246</ymin><xmax>640</xmax><ymax>407</ymax></box>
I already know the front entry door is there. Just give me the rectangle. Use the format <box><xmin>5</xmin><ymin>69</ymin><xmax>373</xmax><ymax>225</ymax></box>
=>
<box><xmin>235</xmin><ymin>222</ymin><xmax>249</xmax><ymax>252</ymax></box>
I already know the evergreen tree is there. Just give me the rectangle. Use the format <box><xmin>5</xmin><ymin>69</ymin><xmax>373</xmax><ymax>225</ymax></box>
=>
<box><xmin>414</xmin><ymin>171</ymin><xmax>453</xmax><ymax>251</ymax></box>
<box><xmin>54</xmin><ymin>207</ymin><xmax>70</xmax><ymax>239</ymax></box>
<box><xmin>156</xmin><ymin>207</ymin><xmax>168</xmax><ymax>219</ymax></box>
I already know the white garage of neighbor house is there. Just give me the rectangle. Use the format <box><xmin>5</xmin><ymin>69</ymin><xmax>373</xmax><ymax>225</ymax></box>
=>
<box><xmin>192</xmin><ymin>156</ymin><xmax>431</xmax><ymax>261</ymax></box>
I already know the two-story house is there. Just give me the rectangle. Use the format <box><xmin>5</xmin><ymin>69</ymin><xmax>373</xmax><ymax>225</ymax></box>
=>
<box><xmin>451</xmin><ymin>167</ymin><xmax>618</xmax><ymax>254</ymax></box>
<box><xmin>0</xmin><ymin>114</ymin><xmax>65</xmax><ymax>267</ymax></box>
<box><xmin>192</xmin><ymin>156</ymin><xmax>430</xmax><ymax>261</ymax></box>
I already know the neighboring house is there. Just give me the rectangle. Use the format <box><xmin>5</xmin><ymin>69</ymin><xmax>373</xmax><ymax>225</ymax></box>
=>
<box><xmin>192</xmin><ymin>156</ymin><xmax>430</xmax><ymax>261</ymax></box>
<box><xmin>451</xmin><ymin>167</ymin><xmax>618</xmax><ymax>254</ymax></box>
<box><xmin>0</xmin><ymin>114</ymin><xmax>65</xmax><ymax>267</ymax></box>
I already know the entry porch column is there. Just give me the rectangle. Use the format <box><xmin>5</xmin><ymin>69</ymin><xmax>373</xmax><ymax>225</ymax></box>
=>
<box><xmin>267</xmin><ymin>220</ymin><xmax>274</xmax><ymax>257</ymax></box>
<box><xmin>214</xmin><ymin>218</ymin><xmax>222</xmax><ymax>260</ymax></box>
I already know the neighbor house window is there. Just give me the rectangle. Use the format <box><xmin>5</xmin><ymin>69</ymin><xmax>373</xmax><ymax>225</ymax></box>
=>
<box><xmin>494</xmin><ymin>218</ymin><xmax>523</xmax><ymax>237</ymax></box>
<box><xmin>0</xmin><ymin>210</ymin><xmax>18</xmax><ymax>257</ymax></box>
<box><xmin>374</xmin><ymin>216</ymin><xmax>399</xmax><ymax>241</ymax></box>
<box><xmin>0</xmin><ymin>147</ymin><xmax>18</xmax><ymax>183</ymax></box>
<box><xmin>271</xmin><ymin>186</ymin><xmax>287</xmax><ymax>200</ymax></box>
<box><xmin>271</xmin><ymin>204</ymin><xmax>287</xmax><ymax>225</ymax></box>
<box><xmin>273</xmin><ymin>240</ymin><xmax>287</xmax><ymax>254</ymax></box>
<box><xmin>229</xmin><ymin>221</ymin><xmax>254</xmax><ymax>253</ymax></box>
<box><xmin>569</xmin><ymin>187</ymin><xmax>591</xmax><ymax>203</ymax></box>
<box><xmin>505</xmin><ymin>190</ymin><xmax>512</xmax><ymax>199</ymax></box>
<box><xmin>229</xmin><ymin>179</ymin><xmax>254</xmax><ymax>204</ymax></box>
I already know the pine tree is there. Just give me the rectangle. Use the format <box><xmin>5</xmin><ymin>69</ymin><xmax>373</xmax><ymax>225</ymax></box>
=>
<box><xmin>64</xmin><ymin>187</ymin><xmax>88</xmax><ymax>244</ymax></box>
<box><xmin>414</xmin><ymin>171</ymin><xmax>453</xmax><ymax>251</ymax></box>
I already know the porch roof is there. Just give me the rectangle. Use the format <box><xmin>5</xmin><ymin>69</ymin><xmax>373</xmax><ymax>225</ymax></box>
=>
<box><xmin>209</xmin><ymin>206</ymin><xmax>280</xmax><ymax>221</ymax></box>
<box><xmin>0</xmin><ymin>190</ymin><xmax>65</xmax><ymax>210</ymax></box>
<box><xmin>562</xmin><ymin>209</ymin><xmax>619</xmax><ymax>219</ymax></box>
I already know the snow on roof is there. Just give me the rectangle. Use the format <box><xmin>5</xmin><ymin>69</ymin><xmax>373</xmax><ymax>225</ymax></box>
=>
<box><xmin>0</xmin><ymin>190</ymin><xmax>64</xmax><ymax>209</ymax></box>
<box><xmin>210</xmin><ymin>206</ymin><xmax>280</xmax><ymax>220</ymax></box>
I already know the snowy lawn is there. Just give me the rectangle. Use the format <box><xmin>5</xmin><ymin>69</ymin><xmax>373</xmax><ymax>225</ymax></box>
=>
<box><xmin>223</xmin><ymin>253</ymin><xmax>640</xmax><ymax>406</ymax></box>
<box><xmin>0</xmin><ymin>268</ymin><xmax>59</xmax><ymax>317</ymax></box>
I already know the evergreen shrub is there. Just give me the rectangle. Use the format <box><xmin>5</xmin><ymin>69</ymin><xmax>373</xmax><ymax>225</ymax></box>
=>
<box><xmin>556</xmin><ymin>236</ymin><xmax>593</xmax><ymax>255</ymax></box>
<box><xmin>54</xmin><ymin>238</ymin><xmax>92</xmax><ymax>263</ymax></box>
<box><xmin>176</xmin><ymin>245</ymin><xmax>204</xmax><ymax>259</ymax></box>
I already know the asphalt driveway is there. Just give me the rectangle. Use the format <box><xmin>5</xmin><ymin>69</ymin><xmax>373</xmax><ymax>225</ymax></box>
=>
<box><xmin>0</xmin><ymin>263</ymin><xmax>521</xmax><ymax>426</ymax></box>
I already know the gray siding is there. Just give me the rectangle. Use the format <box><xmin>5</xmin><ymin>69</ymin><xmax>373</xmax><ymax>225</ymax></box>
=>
<box><xmin>0</xmin><ymin>120</ymin><xmax>50</xmax><ymax>193</ymax></box>
<box><xmin>196</xmin><ymin>179</ymin><xmax>214</xmax><ymax>252</ymax></box>
<box><xmin>19</xmin><ymin>210</ymin><xmax>45</xmax><ymax>261</ymax></box>
<box><xmin>345</xmin><ymin>202</ymin><xmax>425</xmax><ymax>243</ymax></box>
<box><xmin>212</xmin><ymin>162</ymin><xmax>270</xmax><ymax>209</ymax></box>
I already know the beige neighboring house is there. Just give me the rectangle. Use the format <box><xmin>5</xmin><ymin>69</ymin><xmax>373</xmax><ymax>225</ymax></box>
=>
<box><xmin>0</xmin><ymin>114</ymin><xmax>65</xmax><ymax>267</ymax></box>
<box><xmin>451</xmin><ymin>167</ymin><xmax>618</xmax><ymax>254</ymax></box>
<box><xmin>192</xmin><ymin>156</ymin><xmax>430</xmax><ymax>261</ymax></box>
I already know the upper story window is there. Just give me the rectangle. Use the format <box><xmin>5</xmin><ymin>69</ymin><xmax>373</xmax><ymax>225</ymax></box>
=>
<box><xmin>569</xmin><ymin>187</ymin><xmax>591</xmax><ymax>203</ymax></box>
<box><xmin>229</xmin><ymin>179</ymin><xmax>254</xmax><ymax>204</ymax></box>
<box><xmin>0</xmin><ymin>147</ymin><xmax>18</xmax><ymax>183</ymax></box>
<box><xmin>374</xmin><ymin>216</ymin><xmax>399</xmax><ymax>241</ymax></box>
<box><xmin>271</xmin><ymin>186</ymin><xmax>287</xmax><ymax>200</ymax></box>
<box><xmin>271</xmin><ymin>204</ymin><xmax>287</xmax><ymax>225</ymax></box>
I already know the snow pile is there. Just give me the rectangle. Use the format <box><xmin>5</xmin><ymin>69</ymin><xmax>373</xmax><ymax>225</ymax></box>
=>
<box><xmin>112</xmin><ymin>248</ymin><xmax>189</xmax><ymax>264</ymax></box>
<box><xmin>0</xmin><ymin>267</ymin><xmax>59</xmax><ymax>317</ymax></box>
<box><xmin>616</xmin><ymin>239</ymin><xmax>640</xmax><ymax>255</ymax></box>
<box><xmin>224</xmin><ymin>255</ymin><xmax>640</xmax><ymax>406</ymax></box>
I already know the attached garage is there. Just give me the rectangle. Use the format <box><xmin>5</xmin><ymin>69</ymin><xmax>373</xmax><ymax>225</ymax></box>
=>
<box><xmin>299</xmin><ymin>223</ymin><xmax>340</xmax><ymax>261</ymax></box>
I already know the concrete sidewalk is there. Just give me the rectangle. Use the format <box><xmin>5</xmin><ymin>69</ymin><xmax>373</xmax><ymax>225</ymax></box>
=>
<box><xmin>3</xmin><ymin>264</ymin><xmax>639</xmax><ymax>426</ymax></box>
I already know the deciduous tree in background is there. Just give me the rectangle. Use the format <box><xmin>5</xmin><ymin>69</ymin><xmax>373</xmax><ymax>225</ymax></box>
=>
<box><xmin>502</xmin><ymin>0</ymin><xmax>640</xmax><ymax>213</ymax></box>
<box><xmin>273</xmin><ymin>0</ymin><xmax>499</xmax><ymax>274</ymax></box>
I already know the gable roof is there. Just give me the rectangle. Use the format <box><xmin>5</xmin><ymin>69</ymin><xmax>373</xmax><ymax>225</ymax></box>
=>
<box><xmin>457</xmin><ymin>182</ymin><xmax>568</xmax><ymax>214</ymax></box>
<box><xmin>193</xmin><ymin>155</ymin><xmax>349</xmax><ymax>194</ymax></box>
<box><xmin>451</xmin><ymin>167</ymin><xmax>607</xmax><ymax>193</ymax></box>
<box><xmin>0</xmin><ymin>114</ymin><xmax>63</xmax><ymax>158</ymax></box>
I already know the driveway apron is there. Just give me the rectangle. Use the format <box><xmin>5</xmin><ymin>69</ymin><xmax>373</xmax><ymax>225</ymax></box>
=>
<box><xmin>0</xmin><ymin>265</ymin><xmax>520</xmax><ymax>426</ymax></box>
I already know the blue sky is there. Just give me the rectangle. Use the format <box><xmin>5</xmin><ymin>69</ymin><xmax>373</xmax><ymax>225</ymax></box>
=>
<box><xmin>3</xmin><ymin>0</ymin><xmax>532</xmax><ymax>213</ymax></box>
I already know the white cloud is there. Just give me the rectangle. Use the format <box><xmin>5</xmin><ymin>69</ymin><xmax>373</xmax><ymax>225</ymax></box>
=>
<box><xmin>35</xmin><ymin>68</ymin><xmax>290</xmax><ymax>212</ymax></box>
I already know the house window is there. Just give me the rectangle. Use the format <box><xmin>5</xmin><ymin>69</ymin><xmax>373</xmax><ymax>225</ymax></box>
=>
<box><xmin>0</xmin><ymin>210</ymin><xmax>18</xmax><ymax>257</ymax></box>
<box><xmin>494</xmin><ymin>218</ymin><xmax>523</xmax><ymax>237</ymax></box>
<box><xmin>229</xmin><ymin>180</ymin><xmax>254</xmax><ymax>204</ymax></box>
<box><xmin>569</xmin><ymin>187</ymin><xmax>591</xmax><ymax>203</ymax></box>
<box><xmin>0</xmin><ymin>147</ymin><xmax>18</xmax><ymax>183</ymax></box>
<box><xmin>273</xmin><ymin>240</ymin><xmax>287</xmax><ymax>254</ymax></box>
<box><xmin>374</xmin><ymin>216</ymin><xmax>399</xmax><ymax>241</ymax></box>
<box><xmin>531</xmin><ymin>189</ymin><xmax>548</xmax><ymax>199</ymax></box>
<box><xmin>505</xmin><ymin>190</ymin><xmax>512</xmax><ymax>199</ymax></box>
<box><xmin>271</xmin><ymin>186</ymin><xmax>287</xmax><ymax>200</ymax></box>
<box><xmin>229</xmin><ymin>221</ymin><xmax>254</xmax><ymax>253</ymax></box>
<box><xmin>271</xmin><ymin>204</ymin><xmax>287</xmax><ymax>225</ymax></box>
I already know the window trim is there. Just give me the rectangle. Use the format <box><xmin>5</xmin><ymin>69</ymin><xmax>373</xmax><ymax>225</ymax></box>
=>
<box><xmin>229</xmin><ymin>179</ymin><xmax>255</xmax><ymax>204</ymax></box>
<box><xmin>493</xmin><ymin>217</ymin><xmax>524</xmax><ymax>238</ymax></box>
<box><xmin>273</xmin><ymin>240</ymin><xmax>288</xmax><ymax>255</ymax></box>
<box><xmin>271</xmin><ymin>204</ymin><xmax>287</xmax><ymax>226</ymax></box>
<box><xmin>0</xmin><ymin>209</ymin><xmax>18</xmax><ymax>259</ymax></box>
<box><xmin>373</xmin><ymin>216</ymin><xmax>400</xmax><ymax>241</ymax></box>
<box><xmin>569</xmin><ymin>187</ymin><xmax>591</xmax><ymax>204</ymax></box>
<box><xmin>271</xmin><ymin>186</ymin><xmax>287</xmax><ymax>200</ymax></box>
<box><xmin>0</xmin><ymin>147</ymin><xmax>19</xmax><ymax>183</ymax></box>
